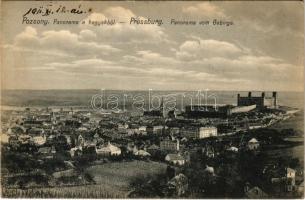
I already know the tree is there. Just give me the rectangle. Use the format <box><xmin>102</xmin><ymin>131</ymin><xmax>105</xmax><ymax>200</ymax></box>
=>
<box><xmin>166</xmin><ymin>165</ymin><xmax>175</xmax><ymax>180</ymax></box>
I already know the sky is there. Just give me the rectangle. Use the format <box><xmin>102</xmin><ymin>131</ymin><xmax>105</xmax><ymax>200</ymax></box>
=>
<box><xmin>1</xmin><ymin>1</ymin><xmax>304</xmax><ymax>91</ymax></box>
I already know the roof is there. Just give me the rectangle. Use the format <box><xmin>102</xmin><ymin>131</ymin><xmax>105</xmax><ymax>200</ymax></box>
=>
<box><xmin>248</xmin><ymin>138</ymin><xmax>259</xmax><ymax>143</ymax></box>
<box><xmin>38</xmin><ymin>147</ymin><xmax>52</xmax><ymax>154</ymax></box>
<box><xmin>200</xmin><ymin>127</ymin><xmax>217</xmax><ymax>130</ymax></box>
<box><xmin>147</xmin><ymin>144</ymin><xmax>160</xmax><ymax>150</ymax></box>
<box><xmin>227</xmin><ymin>146</ymin><xmax>239</xmax><ymax>152</ymax></box>
<box><xmin>166</xmin><ymin>154</ymin><xmax>184</xmax><ymax>161</ymax></box>
<box><xmin>204</xmin><ymin>165</ymin><xmax>215</xmax><ymax>174</ymax></box>
<box><xmin>135</xmin><ymin>150</ymin><xmax>151</xmax><ymax>156</ymax></box>
<box><xmin>287</xmin><ymin>167</ymin><xmax>296</xmax><ymax>173</ymax></box>
<box><xmin>107</xmin><ymin>143</ymin><xmax>121</xmax><ymax>152</ymax></box>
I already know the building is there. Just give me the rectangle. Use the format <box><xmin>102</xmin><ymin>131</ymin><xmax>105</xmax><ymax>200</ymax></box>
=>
<box><xmin>165</xmin><ymin>153</ymin><xmax>185</xmax><ymax>165</ymax></box>
<box><xmin>70</xmin><ymin>147</ymin><xmax>83</xmax><ymax>157</ymax></box>
<box><xmin>143</xmin><ymin>110</ymin><xmax>163</xmax><ymax>117</ymax></box>
<box><xmin>38</xmin><ymin>146</ymin><xmax>56</xmax><ymax>159</ymax></box>
<box><xmin>180</xmin><ymin>128</ymin><xmax>198</xmax><ymax>139</ymax></box>
<box><xmin>231</xmin><ymin>105</ymin><xmax>257</xmax><ymax>114</ymax></box>
<box><xmin>138</xmin><ymin>126</ymin><xmax>147</xmax><ymax>133</ymax></box>
<box><xmin>160</xmin><ymin>139</ymin><xmax>180</xmax><ymax>151</ymax></box>
<box><xmin>134</xmin><ymin>150</ymin><xmax>151</xmax><ymax>157</ymax></box>
<box><xmin>237</xmin><ymin>91</ymin><xmax>277</xmax><ymax>109</ymax></box>
<box><xmin>96</xmin><ymin>142</ymin><xmax>121</xmax><ymax>156</ymax></box>
<box><xmin>147</xmin><ymin>144</ymin><xmax>160</xmax><ymax>155</ymax></box>
<box><xmin>286</xmin><ymin>167</ymin><xmax>296</xmax><ymax>191</ymax></box>
<box><xmin>32</xmin><ymin>135</ymin><xmax>46</xmax><ymax>146</ymax></box>
<box><xmin>169</xmin><ymin>127</ymin><xmax>180</xmax><ymax>135</ymax></box>
<box><xmin>197</xmin><ymin>127</ymin><xmax>217</xmax><ymax>139</ymax></box>
<box><xmin>147</xmin><ymin>125</ymin><xmax>164</xmax><ymax>134</ymax></box>
<box><xmin>248</xmin><ymin>138</ymin><xmax>260</xmax><ymax>150</ymax></box>
<box><xmin>185</xmin><ymin>105</ymin><xmax>232</xmax><ymax>118</ymax></box>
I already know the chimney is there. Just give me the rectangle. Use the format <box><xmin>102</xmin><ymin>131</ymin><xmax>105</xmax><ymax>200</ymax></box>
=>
<box><xmin>262</xmin><ymin>92</ymin><xmax>265</xmax><ymax>98</ymax></box>
<box><xmin>237</xmin><ymin>93</ymin><xmax>240</xmax><ymax>98</ymax></box>
<box><xmin>248</xmin><ymin>92</ymin><xmax>252</xmax><ymax>97</ymax></box>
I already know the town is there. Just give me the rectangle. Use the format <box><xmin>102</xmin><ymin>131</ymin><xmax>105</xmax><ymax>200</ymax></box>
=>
<box><xmin>1</xmin><ymin>91</ymin><xmax>303</xmax><ymax>198</ymax></box>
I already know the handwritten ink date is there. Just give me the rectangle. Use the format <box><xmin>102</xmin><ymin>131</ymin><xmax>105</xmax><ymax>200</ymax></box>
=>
<box><xmin>23</xmin><ymin>4</ymin><xmax>91</xmax><ymax>17</ymax></box>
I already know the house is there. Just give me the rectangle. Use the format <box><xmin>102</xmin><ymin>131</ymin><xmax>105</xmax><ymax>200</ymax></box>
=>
<box><xmin>27</xmin><ymin>127</ymin><xmax>45</xmax><ymax>135</ymax></box>
<box><xmin>227</xmin><ymin>146</ymin><xmax>239</xmax><ymax>152</ymax></box>
<box><xmin>18</xmin><ymin>134</ymin><xmax>32</xmax><ymax>144</ymax></box>
<box><xmin>77</xmin><ymin>134</ymin><xmax>85</xmax><ymax>147</ymax></box>
<box><xmin>286</xmin><ymin>167</ymin><xmax>296</xmax><ymax>191</ymax></box>
<box><xmin>286</xmin><ymin>167</ymin><xmax>296</xmax><ymax>179</ymax></box>
<box><xmin>180</xmin><ymin>128</ymin><xmax>198</xmax><ymax>139</ymax></box>
<box><xmin>70</xmin><ymin>147</ymin><xmax>83</xmax><ymax>157</ymax></box>
<box><xmin>204</xmin><ymin>165</ymin><xmax>215</xmax><ymax>175</ymax></box>
<box><xmin>197</xmin><ymin>127</ymin><xmax>217</xmax><ymax>139</ymax></box>
<box><xmin>165</xmin><ymin>153</ymin><xmax>185</xmax><ymax>165</ymax></box>
<box><xmin>96</xmin><ymin>142</ymin><xmax>121</xmax><ymax>156</ymax></box>
<box><xmin>32</xmin><ymin>135</ymin><xmax>46</xmax><ymax>146</ymax></box>
<box><xmin>248</xmin><ymin>138</ymin><xmax>260</xmax><ymax>150</ymax></box>
<box><xmin>147</xmin><ymin>125</ymin><xmax>164</xmax><ymax>134</ymax></box>
<box><xmin>8</xmin><ymin>126</ymin><xmax>26</xmax><ymax>135</ymax></box>
<box><xmin>134</xmin><ymin>150</ymin><xmax>151</xmax><ymax>157</ymax></box>
<box><xmin>160</xmin><ymin>139</ymin><xmax>180</xmax><ymax>152</ymax></box>
<box><xmin>117</xmin><ymin>123</ymin><xmax>128</xmax><ymax>132</ymax></box>
<box><xmin>167</xmin><ymin>173</ymin><xmax>188</xmax><ymax>196</ymax></box>
<box><xmin>147</xmin><ymin>144</ymin><xmax>160</xmax><ymax>155</ymax></box>
<box><xmin>8</xmin><ymin>135</ymin><xmax>19</xmax><ymax>146</ymax></box>
<box><xmin>38</xmin><ymin>146</ymin><xmax>56</xmax><ymax>159</ymax></box>
<box><xmin>169</xmin><ymin>127</ymin><xmax>180</xmax><ymax>135</ymax></box>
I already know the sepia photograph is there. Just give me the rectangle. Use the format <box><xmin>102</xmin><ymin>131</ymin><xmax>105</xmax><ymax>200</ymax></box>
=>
<box><xmin>1</xmin><ymin>0</ymin><xmax>304</xmax><ymax>198</ymax></box>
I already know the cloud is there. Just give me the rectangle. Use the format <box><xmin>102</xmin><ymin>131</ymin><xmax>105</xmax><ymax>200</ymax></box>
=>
<box><xmin>176</xmin><ymin>39</ymin><xmax>242</xmax><ymax>60</ymax></box>
<box><xmin>12</xmin><ymin>26</ymin><xmax>120</xmax><ymax>58</ymax></box>
<box><xmin>45</xmin><ymin>57</ymin><xmax>215</xmax><ymax>83</ymax></box>
<box><xmin>182</xmin><ymin>2</ymin><xmax>226</xmax><ymax>18</ymax></box>
<box><xmin>123</xmin><ymin>50</ymin><xmax>179</xmax><ymax>67</ymax></box>
<box><xmin>81</xmin><ymin>7</ymin><xmax>169</xmax><ymax>44</ymax></box>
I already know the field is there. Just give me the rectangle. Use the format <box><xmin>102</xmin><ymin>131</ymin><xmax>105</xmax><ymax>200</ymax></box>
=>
<box><xmin>85</xmin><ymin>160</ymin><xmax>168</xmax><ymax>195</ymax></box>
<box><xmin>2</xmin><ymin>160</ymin><xmax>168</xmax><ymax>198</ymax></box>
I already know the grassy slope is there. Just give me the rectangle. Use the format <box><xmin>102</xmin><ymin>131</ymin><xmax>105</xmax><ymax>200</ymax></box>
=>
<box><xmin>2</xmin><ymin>160</ymin><xmax>167</xmax><ymax>198</ymax></box>
<box><xmin>85</xmin><ymin>160</ymin><xmax>167</xmax><ymax>194</ymax></box>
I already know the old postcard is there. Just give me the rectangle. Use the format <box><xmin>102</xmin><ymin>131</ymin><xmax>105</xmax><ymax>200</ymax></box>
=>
<box><xmin>1</xmin><ymin>0</ymin><xmax>304</xmax><ymax>198</ymax></box>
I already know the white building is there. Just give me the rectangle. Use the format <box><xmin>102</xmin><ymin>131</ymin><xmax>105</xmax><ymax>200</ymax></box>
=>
<box><xmin>134</xmin><ymin>150</ymin><xmax>151</xmax><ymax>157</ymax></box>
<box><xmin>165</xmin><ymin>153</ymin><xmax>185</xmax><ymax>165</ymax></box>
<box><xmin>96</xmin><ymin>142</ymin><xmax>121</xmax><ymax>156</ymax></box>
<box><xmin>248</xmin><ymin>138</ymin><xmax>260</xmax><ymax>150</ymax></box>
<box><xmin>138</xmin><ymin>126</ymin><xmax>147</xmax><ymax>133</ymax></box>
<box><xmin>198</xmin><ymin>127</ymin><xmax>217</xmax><ymax>139</ymax></box>
<box><xmin>32</xmin><ymin>135</ymin><xmax>46</xmax><ymax>146</ymax></box>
